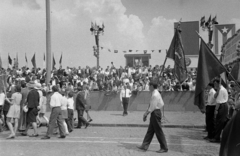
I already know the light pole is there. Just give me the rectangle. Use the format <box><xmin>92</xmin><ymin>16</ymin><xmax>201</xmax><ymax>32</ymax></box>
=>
<box><xmin>200</xmin><ymin>15</ymin><xmax>218</xmax><ymax>49</ymax></box>
<box><xmin>90</xmin><ymin>22</ymin><xmax>104</xmax><ymax>69</ymax></box>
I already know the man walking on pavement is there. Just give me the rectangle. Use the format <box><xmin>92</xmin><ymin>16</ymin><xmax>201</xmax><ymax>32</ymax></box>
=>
<box><xmin>41</xmin><ymin>85</ymin><xmax>66</xmax><ymax>139</ymax></box>
<box><xmin>137</xmin><ymin>81</ymin><xmax>168</xmax><ymax>153</ymax></box>
<box><xmin>75</xmin><ymin>86</ymin><xmax>89</xmax><ymax>129</ymax></box>
<box><xmin>120</xmin><ymin>82</ymin><xmax>131</xmax><ymax>116</ymax></box>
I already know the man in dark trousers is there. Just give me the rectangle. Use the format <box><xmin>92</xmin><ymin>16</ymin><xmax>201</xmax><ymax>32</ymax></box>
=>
<box><xmin>137</xmin><ymin>82</ymin><xmax>168</xmax><ymax>153</ymax></box>
<box><xmin>120</xmin><ymin>83</ymin><xmax>131</xmax><ymax>116</ymax></box>
<box><xmin>75</xmin><ymin>87</ymin><xmax>89</xmax><ymax>129</ymax></box>
<box><xmin>210</xmin><ymin>79</ymin><xmax>229</xmax><ymax>143</ymax></box>
<box><xmin>41</xmin><ymin>85</ymin><xmax>66</xmax><ymax>139</ymax></box>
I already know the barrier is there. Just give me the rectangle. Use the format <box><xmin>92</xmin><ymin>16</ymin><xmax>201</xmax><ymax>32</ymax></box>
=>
<box><xmin>46</xmin><ymin>91</ymin><xmax>199</xmax><ymax>112</ymax></box>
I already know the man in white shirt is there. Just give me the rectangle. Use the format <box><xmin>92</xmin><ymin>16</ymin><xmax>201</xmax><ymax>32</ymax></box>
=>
<box><xmin>120</xmin><ymin>83</ymin><xmax>131</xmax><ymax>116</ymax></box>
<box><xmin>204</xmin><ymin>82</ymin><xmax>216</xmax><ymax>140</ymax></box>
<box><xmin>210</xmin><ymin>79</ymin><xmax>229</xmax><ymax>143</ymax></box>
<box><xmin>137</xmin><ymin>82</ymin><xmax>168</xmax><ymax>153</ymax></box>
<box><xmin>42</xmin><ymin>86</ymin><xmax>66</xmax><ymax>139</ymax></box>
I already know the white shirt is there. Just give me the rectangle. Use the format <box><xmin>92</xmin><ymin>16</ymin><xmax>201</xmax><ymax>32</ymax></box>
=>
<box><xmin>207</xmin><ymin>88</ymin><xmax>216</xmax><ymax>106</ymax></box>
<box><xmin>148</xmin><ymin>89</ymin><xmax>164</xmax><ymax>113</ymax></box>
<box><xmin>61</xmin><ymin>96</ymin><xmax>68</xmax><ymax>110</ymax></box>
<box><xmin>215</xmin><ymin>85</ymin><xmax>228</xmax><ymax>104</ymax></box>
<box><xmin>0</xmin><ymin>93</ymin><xmax>6</xmax><ymax>106</ymax></box>
<box><xmin>67</xmin><ymin>98</ymin><xmax>74</xmax><ymax>110</ymax></box>
<box><xmin>120</xmin><ymin>88</ymin><xmax>131</xmax><ymax>101</ymax></box>
<box><xmin>50</xmin><ymin>92</ymin><xmax>63</xmax><ymax>108</ymax></box>
<box><xmin>38</xmin><ymin>90</ymin><xmax>43</xmax><ymax>107</ymax></box>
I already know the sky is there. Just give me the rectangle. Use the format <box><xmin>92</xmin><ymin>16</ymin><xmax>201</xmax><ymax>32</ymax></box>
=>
<box><xmin>0</xmin><ymin>0</ymin><xmax>240</xmax><ymax>69</ymax></box>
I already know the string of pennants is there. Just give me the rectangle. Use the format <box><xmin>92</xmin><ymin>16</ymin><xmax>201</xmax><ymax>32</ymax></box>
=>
<box><xmin>99</xmin><ymin>46</ymin><xmax>164</xmax><ymax>54</ymax></box>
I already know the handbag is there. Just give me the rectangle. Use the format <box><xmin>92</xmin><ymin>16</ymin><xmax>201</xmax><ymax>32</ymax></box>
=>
<box><xmin>23</xmin><ymin>105</ymin><xmax>28</xmax><ymax>113</ymax></box>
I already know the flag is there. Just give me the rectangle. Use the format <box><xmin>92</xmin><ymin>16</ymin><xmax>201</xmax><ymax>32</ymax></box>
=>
<box><xmin>205</xmin><ymin>15</ymin><xmax>211</xmax><ymax>27</ymax></box>
<box><xmin>229</xmin><ymin>62</ymin><xmax>240</xmax><ymax>81</ymax></box>
<box><xmin>25</xmin><ymin>53</ymin><xmax>28</xmax><ymax>63</ymax></box>
<box><xmin>59</xmin><ymin>53</ymin><xmax>62</xmax><ymax>65</ymax></box>
<box><xmin>215</xmin><ymin>24</ymin><xmax>234</xmax><ymax>36</ymax></box>
<box><xmin>129</xmin><ymin>50</ymin><xmax>132</xmax><ymax>52</ymax></box>
<box><xmin>52</xmin><ymin>54</ymin><xmax>56</xmax><ymax>70</ymax></box>
<box><xmin>194</xmin><ymin>38</ymin><xmax>226</xmax><ymax>110</ymax></box>
<box><xmin>0</xmin><ymin>55</ymin><xmax>2</xmax><ymax>69</ymax></box>
<box><xmin>8</xmin><ymin>54</ymin><xmax>12</xmax><ymax>68</ymax></box>
<box><xmin>123</xmin><ymin>51</ymin><xmax>126</xmax><ymax>53</ymax></box>
<box><xmin>108</xmin><ymin>49</ymin><xmax>111</xmax><ymax>52</ymax></box>
<box><xmin>136</xmin><ymin>50</ymin><xmax>139</xmax><ymax>52</ymax></box>
<box><xmin>159</xmin><ymin>50</ymin><xmax>161</xmax><ymax>53</ymax></box>
<box><xmin>14</xmin><ymin>53</ymin><xmax>19</xmax><ymax>69</ymax></box>
<box><xmin>200</xmin><ymin>16</ymin><xmax>205</xmax><ymax>27</ymax></box>
<box><xmin>114</xmin><ymin>50</ymin><xmax>118</xmax><ymax>53</ymax></box>
<box><xmin>144</xmin><ymin>50</ymin><xmax>147</xmax><ymax>54</ymax></box>
<box><xmin>212</xmin><ymin>15</ymin><xmax>218</xmax><ymax>25</ymax></box>
<box><xmin>151</xmin><ymin>50</ymin><xmax>154</xmax><ymax>52</ymax></box>
<box><xmin>166</xmin><ymin>26</ymin><xmax>187</xmax><ymax>82</ymax></box>
<box><xmin>101</xmin><ymin>47</ymin><xmax>103</xmax><ymax>50</ymax></box>
<box><xmin>43</xmin><ymin>53</ymin><xmax>46</xmax><ymax>68</ymax></box>
<box><xmin>31</xmin><ymin>53</ymin><xmax>36</xmax><ymax>68</ymax></box>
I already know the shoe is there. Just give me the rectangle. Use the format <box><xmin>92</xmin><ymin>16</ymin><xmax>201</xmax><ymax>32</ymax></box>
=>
<box><xmin>21</xmin><ymin>133</ymin><xmax>28</xmax><ymax>136</ymax></box>
<box><xmin>58</xmin><ymin>136</ymin><xmax>66</xmax><ymax>139</ymax></box>
<box><xmin>156</xmin><ymin>149</ymin><xmax>168</xmax><ymax>153</ymax></box>
<box><xmin>75</xmin><ymin>126</ymin><xmax>81</xmax><ymax>129</ymax></box>
<box><xmin>88</xmin><ymin>119</ymin><xmax>93</xmax><ymax>122</ymax></box>
<box><xmin>85</xmin><ymin>123</ymin><xmax>90</xmax><ymax>129</ymax></box>
<box><xmin>69</xmin><ymin>130</ymin><xmax>73</xmax><ymax>133</ymax></box>
<box><xmin>209</xmin><ymin>139</ymin><xmax>220</xmax><ymax>143</ymax></box>
<box><xmin>137</xmin><ymin>146</ymin><xmax>147</xmax><ymax>151</ymax></box>
<box><xmin>41</xmin><ymin>136</ymin><xmax>50</xmax><ymax>139</ymax></box>
<box><xmin>53</xmin><ymin>132</ymin><xmax>58</xmax><ymax>135</ymax></box>
<box><xmin>6</xmin><ymin>135</ymin><xmax>15</xmax><ymax>139</ymax></box>
<box><xmin>29</xmin><ymin>134</ymin><xmax>39</xmax><ymax>137</ymax></box>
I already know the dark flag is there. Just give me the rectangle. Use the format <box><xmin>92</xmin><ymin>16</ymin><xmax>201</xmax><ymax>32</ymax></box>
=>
<box><xmin>205</xmin><ymin>15</ymin><xmax>212</xmax><ymax>27</ymax></box>
<box><xmin>31</xmin><ymin>53</ymin><xmax>36</xmax><ymax>68</ymax></box>
<box><xmin>212</xmin><ymin>15</ymin><xmax>218</xmax><ymax>25</ymax></box>
<box><xmin>0</xmin><ymin>55</ymin><xmax>2</xmax><ymax>69</ymax></box>
<box><xmin>59</xmin><ymin>53</ymin><xmax>62</xmax><ymax>65</ymax></box>
<box><xmin>166</xmin><ymin>25</ymin><xmax>187</xmax><ymax>83</ymax></box>
<box><xmin>194</xmin><ymin>38</ymin><xmax>226</xmax><ymax>110</ymax></box>
<box><xmin>25</xmin><ymin>53</ymin><xmax>28</xmax><ymax>63</ymax></box>
<box><xmin>8</xmin><ymin>54</ymin><xmax>12</xmax><ymax>68</ymax></box>
<box><xmin>200</xmin><ymin>16</ymin><xmax>205</xmax><ymax>27</ymax></box>
<box><xmin>52</xmin><ymin>54</ymin><xmax>56</xmax><ymax>70</ymax></box>
<box><xmin>159</xmin><ymin>50</ymin><xmax>161</xmax><ymax>53</ymax></box>
<box><xmin>230</xmin><ymin>62</ymin><xmax>240</xmax><ymax>81</ymax></box>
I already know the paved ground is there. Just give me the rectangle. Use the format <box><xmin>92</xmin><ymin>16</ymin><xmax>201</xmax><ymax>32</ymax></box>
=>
<box><xmin>45</xmin><ymin>111</ymin><xmax>205</xmax><ymax>128</ymax></box>
<box><xmin>0</xmin><ymin>126</ymin><xmax>219</xmax><ymax>156</ymax></box>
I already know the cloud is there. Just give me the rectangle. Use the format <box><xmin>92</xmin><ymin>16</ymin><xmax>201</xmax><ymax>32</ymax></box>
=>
<box><xmin>12</xmin><ymin>0</ymin><xmax>41</xmax><ymax>10</ymax></box>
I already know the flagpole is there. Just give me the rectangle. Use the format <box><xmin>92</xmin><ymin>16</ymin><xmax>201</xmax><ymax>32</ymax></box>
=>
<box><xmin>195</xmin><ymin>31</ymin><xmax>240</xmax><ymax>89</ymax></box>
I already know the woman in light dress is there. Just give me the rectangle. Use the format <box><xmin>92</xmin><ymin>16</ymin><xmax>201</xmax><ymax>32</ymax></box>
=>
<box><xmin>5</xmin><ymin>85</ymin><xmax>22</xmax><ymax>139</ymax></box>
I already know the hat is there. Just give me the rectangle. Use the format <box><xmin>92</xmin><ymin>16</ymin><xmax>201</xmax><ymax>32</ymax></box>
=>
<box><xmin>34</xmin><ymin>83</ymin><xmax>42</xmax><ymax>90</ymax></box>
<box><xmin>26</xmin><ymin>81</ymin><xmax>37</xmax><ymax>88</ymax></box>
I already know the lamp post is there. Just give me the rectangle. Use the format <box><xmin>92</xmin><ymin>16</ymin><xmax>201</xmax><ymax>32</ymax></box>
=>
<box><xmin>90</xmin><ymin>22</ymin><xmax>104</xmax><ymax>69</ymax></box>
<box><xmin>200</xmin><ymin>15</ymin><xmax>218</xmax><ymax>49</ymax></box>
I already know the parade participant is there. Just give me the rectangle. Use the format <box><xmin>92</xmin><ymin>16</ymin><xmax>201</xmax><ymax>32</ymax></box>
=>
<box><xmin>84</xmin><ymin>85</ymin><xmax>92</xmax><ymax>122</ymax></box>
<box><xmin>137</xmin><ymin>82</ymin><xmax>168</xmax><ymax>153</ymax></box>
<box><xmin>219</xmin><ymin>81</ymin><xmax>240</xmax><ymax>156</ymax></box>
<box><xmin>38</xmin><ymin>90</ymin><xmax>49</xmax><ymax>127</ymax></box>
<box><xmin>5</xmin><ymin>85</ymin><xmax>22</xmax><ymax>139</ymax></box>
<box><xmin>18</xmin><ymin>81</ymin><xmax>29</xmax><ymax>131</ymax></box>
<box><xmin>66</xmin><ymin>91</ymin><xmax>74</xmax><ymax>133</ymax></box>
<box><xmin>41</xmin><ymin>86</ymin><xmax>66</xmax><ymax>139</ymax></box>
<box><xmin>204</xmin><ymin>82</ymin><xmax>216</xmax><ymax>140</ymax></box>
<box><xmin>60</xmin><ymin>92</ymin><xmax>69</xmax><ymax>135</ymax></box>
<box><xmin>120</xmin><ymin>82</ymin><xmax>131</xmax><ymax>116</ymax></box>
<box><xmin>210</xmin><ymin>79</ymin><xmax>229</xmax><ymax>143</ymax></box>
<box><xmin>75</xmin><ymin>87</ymin><xmax>89</xmax><ymax>129</ymax></box>
<box><xmin>0</xmin><ymin>89</ymin><xmax>6</xmax><ymax>132</ymax></box>
<box><xmin>22</xmin><ymin>81</ymin><xmax>40</xmax><ymax>137</ymax></box>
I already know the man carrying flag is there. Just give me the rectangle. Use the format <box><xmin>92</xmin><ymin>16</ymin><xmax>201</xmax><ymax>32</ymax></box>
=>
<box><xmin>166</xmin><ymin>22</ymin><xmax>187</xmax><ymax>83</ymax></box>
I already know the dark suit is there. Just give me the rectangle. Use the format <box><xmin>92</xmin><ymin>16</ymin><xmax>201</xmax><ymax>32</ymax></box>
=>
<box><xmin>75</xmin><ymin>91</ymin><xmax>88</xmax><ymax>127</ymax></box>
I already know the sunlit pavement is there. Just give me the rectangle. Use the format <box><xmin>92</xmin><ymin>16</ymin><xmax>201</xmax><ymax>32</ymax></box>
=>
<box><xmin>0</xmin><ymin>127</ymin><xmax>219</xmax><ymax>156</ymax></box>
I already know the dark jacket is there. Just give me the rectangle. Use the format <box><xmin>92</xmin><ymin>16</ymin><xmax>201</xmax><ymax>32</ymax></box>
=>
<box><xmin>27</xmin><ymin>89</ymin><xmax>39</xmax><ymax>108</ymax></box>
<box><xmin>75</xmin><ymin>91</ymin><xmax>86</xmax><ymax>110</ymax></box>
